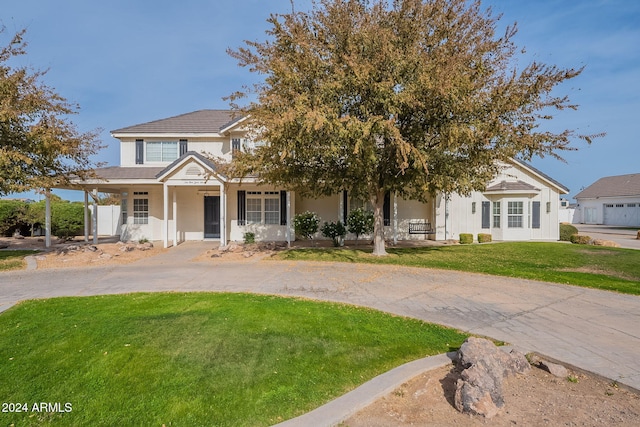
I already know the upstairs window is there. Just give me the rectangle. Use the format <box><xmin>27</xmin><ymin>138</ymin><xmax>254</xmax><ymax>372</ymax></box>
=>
<box><xmin>146</xmin><ymin>141</ymin><xmax>178</xmax><ymax>162</ymax></box>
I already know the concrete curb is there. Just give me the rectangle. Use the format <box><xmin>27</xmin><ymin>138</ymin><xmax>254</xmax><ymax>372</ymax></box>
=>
<box><xmin>274</xmin><ymin>351</ymin><xmax>458</xmax><ymax>427</ymax></box>
<box><xmin>24</xmin><ymin>255</ymin><xmax>38</xmax><ymax>271</ymax></box>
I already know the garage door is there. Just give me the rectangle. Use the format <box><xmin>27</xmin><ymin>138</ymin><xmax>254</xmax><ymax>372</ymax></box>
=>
<box><xmin>603</xmin><ymin>203</ymin><xmax>640</xmax><ymax>226</ymax></box>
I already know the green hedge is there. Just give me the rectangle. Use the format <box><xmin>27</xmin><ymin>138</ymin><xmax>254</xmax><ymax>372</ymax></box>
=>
<box><xmin>477</xmin><ymin>233</ymin><xmax>492</xmax><ymax>243</ymax></box>
<box><xmin>570</xmin><ymin>234</ymin><xmax>592</xmax><ymax>245</ymax></box>
<box><xmin>459</xmin><ymin>233</ymin><xmax>473</xmax><ymax>244</ymax></box>
<box><xmin>0</xmin><ymin>199</ymin><xmax>86</xmax><ymax>238</ymax></box>
<box><xmin>560</xmin><ymin>223</ymin><xmax>578</xmax><ymax>242</ymax></box>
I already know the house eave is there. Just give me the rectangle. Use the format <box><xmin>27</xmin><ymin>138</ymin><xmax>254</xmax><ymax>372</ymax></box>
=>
<box><xmin>111</xmin><ymin>132</ymin><xmax>223</xmax><ymax>139</ymax></box>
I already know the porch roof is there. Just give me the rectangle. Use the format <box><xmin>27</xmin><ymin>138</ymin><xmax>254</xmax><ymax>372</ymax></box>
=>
<box><xmin>484</xmin><ymin>180</ymin><xmax>540</xmax><ymax>194</ymax></box>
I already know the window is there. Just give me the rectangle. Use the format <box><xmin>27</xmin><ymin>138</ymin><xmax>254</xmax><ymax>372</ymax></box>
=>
<box><xmin>616</xmin><ymin>204</ymin><xmax>624</xmax><ymax>208</ymax></box>
<box><xmin>146</xmin><ymin>141</ymin><xmax>178</xmax><ymax>162</ymax></box>
<box><xmin>245</xmin><ymin>191</ymin><xmax>280</xmax><ymax>225</ymax></box>
<box><xmin>121</xmin><ymin>193</ymin><xmax>128</xmax><ymax>224</ymax></box>
<box><xmin>472</xmin><ymin>202</ymin><xmax>476</xmax><ymax>214</ymax></box>
<box><xmin>508</xmin><ymin>201</ymin><xmax>524</xmax><ymax>228</ymax></box>
<box><xmin>492</xmin><ymin>202</ymin><xmax>501</xmax><ymax>228</ymax></box>
<box><xmin>232</xmin><ymin>138</ymin><xmax>241</xmax><ymax>157</ymax></box>
<box><xmin>628</xmin><ymin>204</ymin><xmax>637</xmax><ymax>208</ymax></box>
<box><xmin>133</xmin><ymin>192</ymin><xmax>149</xmax><ymax>225</ymax></box>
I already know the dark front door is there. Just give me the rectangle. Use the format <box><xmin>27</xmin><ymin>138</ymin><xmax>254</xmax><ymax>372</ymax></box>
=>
<box><xmin>204</xmin><ymin>196</ymin><xmax>220</xmax><ymax>238</ymax></box>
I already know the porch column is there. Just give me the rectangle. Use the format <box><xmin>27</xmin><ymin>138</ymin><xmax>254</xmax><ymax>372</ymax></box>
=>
<box><xmin>92</xmin><ymin>189</ymin><xmax>98</xmax><ymax>245</ymax></box>
<box><xmin>286</xmin><ymin>191</ymin><xmax>291</xmax><ymax>247</ymax></box>
<box><xmin>172</xmin><ymin>188</ymin><xmax>177</xmax><ymax>247</ymax></box>
<box><xmin>339</xmin><ymin>191</ymin><xmax>344</xmax><ymax>222</ymax></box>
<box><xmin>220</xmin><ymin>184</ymin><xmax>226</xmax><ymax>245</ymax></box>
<box><xmin>83</xmin><ymin>190</ymin><xmax>89</xmax><ymax>242</ymax></box>
<box><xmin>45</xmin><ymin>189</ymin><xmax>51</xmax><ymax>248</ymax></box>
<box><xmin>393</xmin><ymin>191</ymin><xmax>398</xmax><ymax>245</ymax></box>
<box><xmin>163</xmin><ymin>183</ymin><xmax>169</xmax><ymax>248</ymax></box>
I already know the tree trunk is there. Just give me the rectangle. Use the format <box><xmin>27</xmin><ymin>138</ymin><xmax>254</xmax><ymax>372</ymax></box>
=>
<box><xmin>371</xmin><ymin>189</ymin><xmax>387</xmax><ymax>256</ymax></box>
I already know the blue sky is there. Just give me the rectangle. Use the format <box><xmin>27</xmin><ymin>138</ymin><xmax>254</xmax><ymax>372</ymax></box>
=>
<box><xmin>3</xmin><ymin>0</ymin><xmax>638</xmax><ymax>201</ymax></box>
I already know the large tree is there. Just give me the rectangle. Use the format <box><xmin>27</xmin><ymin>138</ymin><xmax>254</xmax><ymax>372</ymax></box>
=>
<box><xmin>228</xmin><ymin>0</ymin><xmax>596</xmax><ymax>255</ymax></box>
<box><xmin>0</xmin><ymin>28</ymin><xmax>102</xmax><ymax>196</ymax></box>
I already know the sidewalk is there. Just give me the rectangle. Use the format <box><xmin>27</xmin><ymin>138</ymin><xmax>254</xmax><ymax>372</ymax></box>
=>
<box><xmin>2</xmin><ymin>251</ymin><xmax>640</xmax><ymax>424</ymax></box>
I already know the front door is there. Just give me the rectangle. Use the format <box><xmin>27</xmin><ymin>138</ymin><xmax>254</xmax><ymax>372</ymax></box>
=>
<box><xmin>204</xmin><ymin>196</ymin><xmax>220</xmax><ymax>238</ymax></box>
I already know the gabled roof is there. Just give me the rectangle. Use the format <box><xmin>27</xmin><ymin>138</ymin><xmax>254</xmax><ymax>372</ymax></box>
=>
<box><xmin>111</xmin><ymin>110</ymin><xmax>244</xmax><ymax>135</ymax></box>
<box><xmin>511</xmin><ymin>158</ymin><xmax>570</xmax><ymax>194</ymax></box>
<box><xmin>156</xmin><ymin>151</ymin><xmax>227</xmax><ymax>181</ymax></box>
<box><xmin>574</xmin><ymin>173</ymin><xmax>640</xmax><ymax>199</ymax></box>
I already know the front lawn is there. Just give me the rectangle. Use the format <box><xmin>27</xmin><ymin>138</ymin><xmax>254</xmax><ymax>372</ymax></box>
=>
<box><xmin>0</xmin><ymin>250</ymin><xmax>35</xmax><ymax>271</ymax></box>
<box><xmin>276</xmin><ymin>242</ymin><xmax>640</xmax><ymax>295</ymax></box>
<box><xmin>0</xmin><ymin>293</ymin><xmax>467</xmax><ymax>426</ymax></box>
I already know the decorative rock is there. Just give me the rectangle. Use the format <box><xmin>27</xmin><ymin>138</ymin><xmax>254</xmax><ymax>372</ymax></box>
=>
<box><xmin>66</xmin><ymin>245</ymin><xmax>81</xmax><ymax>252</ymax></box>
<box><xmin>243</xmin><ymin>251</ymin><xmax>255</xmax><ymax>258</ymax></box>
<box><xmin>119</xmin><ymin>245</ymin><xmax>134</xmax><ymax>252</ymax></box>
<box><xmin>539</xmin><ymin>360</ymin><xmax>569</xmax><ymax>378</ymax></box>
<box><xmin>592</xmin><ymin>239</ymin><xmax>621</xmax><ymax>248</ymax></box>
<box><xmin>85</xmin><ymin>245</ymin><xmax>99</xmax><ymax>252</ymax></box>
<box><xmin>0</xmin><ymin>244</ymin><xmax>8</xmax><ymax>249</ymax></box>
<box><xmin>637</xmin><ymin>230</ymin><xmax>640</xmax><ymax>240</ymax></box>
<box><xmin>454</xmin><ymin>337</ymin><xmax>530</xmax><ymax>419</ymax></box>
<box><xmin>99</xmin><ymin>253</ymin><xmax>113</xmax><ymax>260</ymax></box>
<box><xmin>136</xmin><ymin>242</ymin><xmax>153</xmax><ymax>251</ymax></box>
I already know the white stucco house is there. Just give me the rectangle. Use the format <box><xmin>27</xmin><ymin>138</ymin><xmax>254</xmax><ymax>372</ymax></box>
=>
<box><xmin>574</xmin><ymin>174</ymin><xmax>640</xmax><ymax>226</ymax></box>
<box><xmin>65</xmin><ymin>110</ymin><xmax>569</xmax><ymax>247</ymax></box>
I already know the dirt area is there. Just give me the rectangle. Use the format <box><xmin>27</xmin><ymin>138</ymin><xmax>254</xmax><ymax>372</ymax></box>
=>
<box><xmin>344</xmin><ymin>361</ymin><xmax>640</xmax><ymax>426</ymax></box>
<box><xmin>0</xmin><ymin>236</ymin><xmax>166</xmax><ymax>269</ymax></box>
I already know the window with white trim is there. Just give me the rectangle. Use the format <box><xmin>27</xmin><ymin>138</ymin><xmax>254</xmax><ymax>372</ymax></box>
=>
<box><xmin>492</xmin><ymin>202</ymin><xmax>501</xmax><ymax>228</ymax></box>
<box><xmin>133</xmin><ymin>192</ymin><xmax>149</xmax><ymax>225</ymax></box>
<box><xmin>146</xmin><ymin>141</ymin><xmax>178</xmax><ymax>162</ymax></box>
<box><xmin>508</xmin><ymin>201</ymin><xmax>524</xmax><ymax>228</ymax></box>
<box><xmin>245</xmin><ymin>191</ymin><xmax>280</xmax><ymax>225</ymax></box>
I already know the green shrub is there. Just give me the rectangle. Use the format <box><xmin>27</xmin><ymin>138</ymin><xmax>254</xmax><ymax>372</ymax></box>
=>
<box><xmin>570</xmin><ymin>234</ymin><xmax>592</xmax><ymax>245</ymax></box>
<box><xmin>478</xmin><ymin>233</ymin><xmax>492</xmax><ymax>243</ymax></box>
<box><xmin>293</xmin><ymin>211</ymin><xmax>320</xmax><ymax>240</ymax></box>
<box><xmin>560</xmin><ymin>223</ymin><xmax>579</xmax><ymax>241</ymax></box>
<box><xmin>0</xmin><ymin>200</ymin><xmax>28</xmax><ymax>236</ymax></box>
<box><xmin>459</xmin><ymin>233</ymin><xmax>473</xmax><ymax>244</ymax></box>
<box><xmin>51</xmin><ymin>202</ymin><xmax>85</xmax><ymax>239</ymax></box>
<box><xmin>321</xmin><ymin>221</ymin><xmax>346</xmax><ymax>247</ymax></box>
<box><xmin>346</xmin><ymin>208</ymin><xmax>374</xmax><ymax>242</ymax></box>
<box><xmin>243</xmin><ymin>232</ymin><xmax>256</xmax><ymax>244</ymax></box>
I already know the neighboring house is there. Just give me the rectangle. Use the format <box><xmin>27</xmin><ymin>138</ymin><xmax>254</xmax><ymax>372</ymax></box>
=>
<box><xmin>63</xmin><ymin>109</ymin><xmax>569</xmax><ymax>247</ymax></box>
<box><xmin>574</xmin><ymin>174</ymin><xmax>640</xmax><ymax>226</ymax></box>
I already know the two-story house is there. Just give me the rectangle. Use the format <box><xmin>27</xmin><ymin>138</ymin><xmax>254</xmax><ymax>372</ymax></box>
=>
<box><xmin>70</xmin><ymin>109</ymin><xmax>569</xmax><ymax>247</ymax></box>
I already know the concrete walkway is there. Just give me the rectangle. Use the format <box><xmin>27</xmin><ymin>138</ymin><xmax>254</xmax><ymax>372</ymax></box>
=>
<box><xmin>2</xmin><ymin>242</ymin><xmax>640</xmax><ymax>423</ymax></box>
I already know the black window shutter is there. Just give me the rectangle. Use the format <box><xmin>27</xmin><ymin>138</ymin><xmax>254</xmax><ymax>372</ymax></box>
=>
<box><xmin>135</xmin><ymin>139</ymin><xmax>144</xmax><ymax>164</ymax></box>
<box><xmin>342</xmin><ymin>191</ymin><xmax>348</xmax><ymax>223</ymax></box>
<box><xmin>383</xmin><ymin>192</ymin><xmax>391</xmax><ymax>226</ymax></box>
<box><xmin>237</xmin><ymin>191</ymin><xmax>246</xmax><ymax>225</ymax></box>
<box><xmin>179</xmin><ymin>139</ymin><xmax>188</xmax><ymax>156</ymax></box>
<box><xmin>280</xmin><ymin>191</ymin><xmax>287</xmax><ymax>225</ymax></box>
<box><xmin>532</xmin><ymin>201</ymin><xmax>541</xmax><ymax>229</ymax></box>
<box><xmin>481</xmin><ymin>201</ymin><xmax>490</xmax><ymax>229</ymax></box>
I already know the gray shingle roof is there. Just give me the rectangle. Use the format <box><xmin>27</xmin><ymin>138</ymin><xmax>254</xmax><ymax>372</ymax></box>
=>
<box><xmin>574</xmin><ymin>173</ymin><xmax>640</xmax><ymax>199</ymax></box>
<box><xmin>94</xmin><ymin>167</ymin><xmax>165</xmax><ymax>180</ymax></box>
<box><xmin>512</xmin><ymin>158</ymin><xmax>570</xmax><ymax>194</ymax></box>
<box><xmin>111</xmin><ymin>110</ymin><xmax>243</xmax><ymax>134</ymax></box>
<box><xmin>485</xmin><ymin>180</ymin><xmax>540</xmax><ymax>192</ymax></box>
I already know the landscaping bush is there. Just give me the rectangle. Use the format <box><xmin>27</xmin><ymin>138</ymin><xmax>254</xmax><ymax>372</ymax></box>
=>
<box><xmin>477</xmin><ymin>233</ymin><xmax>492</xmax><ymax>243</ymax></box>
<box><xmin>51</xmin><ymin>202</ymin><xmax>85</xmax><ymax>239</ymax></box>
<box><xmin>0</xmin><ymin>200</ymin><xmax>28</xmax><ymax>236</ymax></box>
<box><xmin>570</xmin><ymin>234</ymin><xmax>592</xmax><ymax>245</ymax></box>
<box><xmin>293</xmin><ymin>211</ymin><xmax>320</xmax><ymax>240</ymax></box>
<box><xmin>321</xmin><ymin>221</ymin><xmax>347</xmax><ymax>247</ymax></box>
<box><xmin>243</xmin><ymin>232</ymin><xmax>256</xmax><ymax>244</ymax></box>
<box><xmin>560</xmin><ymin>223</ymin><xmax>579</xmax><ymax>242</ymax></box>
<box><xmin>459</xmin><ymin>233</ymin><xmax>473</xmax><ymax>244</ymax></box>
<box><xmin>346</xmin><ymin>208</ymin><xmax>374</xmax><ymax>242</ymax></box>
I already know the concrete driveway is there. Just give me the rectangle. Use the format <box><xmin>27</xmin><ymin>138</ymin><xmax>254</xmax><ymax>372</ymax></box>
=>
<box><xmin>575</xmin><ymin>224</ymin><xmax>640</xmax><ymax>249</ymax></box>
<box><xmin>1</xmin><ymin>242</ymin><xmax>640</xmax><ymax>393</ymax></box>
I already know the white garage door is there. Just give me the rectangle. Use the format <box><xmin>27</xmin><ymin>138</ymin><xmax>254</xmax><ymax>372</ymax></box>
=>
<box><xmin>603</xmin><ymin>203</ymin><xmax>640</xmax><ymax>226</ymax></box>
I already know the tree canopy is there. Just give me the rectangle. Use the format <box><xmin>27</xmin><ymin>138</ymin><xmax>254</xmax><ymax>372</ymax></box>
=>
<box><xmin>0</xmin><ymin>28</ymin><xmax>102</xmax><ymax>196</ymax></box>
<box><xmin>228</xmin><ymin>0</ymin><xmax>597</xmax><ymax>255</ymax></box>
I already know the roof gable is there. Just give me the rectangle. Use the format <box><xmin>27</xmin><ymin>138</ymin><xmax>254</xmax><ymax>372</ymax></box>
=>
<box><xmin>111</xmin><ymin>110</ymin><xmax>245</xmax><ymax>135</ymax></box>
<box><xmin>575</xmin><ymin>173</ymin><xmax>640</xmax><ymax>199</ymax></box>
<box><xmin>156</xmin><ymin>151</ymin><xmax>227</xmax><ymax>182</ymax></box>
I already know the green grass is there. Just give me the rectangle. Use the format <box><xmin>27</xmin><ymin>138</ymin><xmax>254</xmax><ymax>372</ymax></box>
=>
<box><xmin>0</xmin><ymin>250</ymin><xmax>35</xmax><ymax>271</ymax></box>
<box><xmin>276</xmin><ymin>242</ymin><xmax>640</xmax><ymax>295</ymax></box>
<box><xmin>0</xmin><ymin>293</ymin><xmax>467</xmax><ymax>426</ymax></box>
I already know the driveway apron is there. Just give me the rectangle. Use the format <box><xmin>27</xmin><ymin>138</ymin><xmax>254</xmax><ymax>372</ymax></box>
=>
<box><xmin>1</xmin><ymin>247</ymin><xmax>639</xmax><ymax>392</ymax></box>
